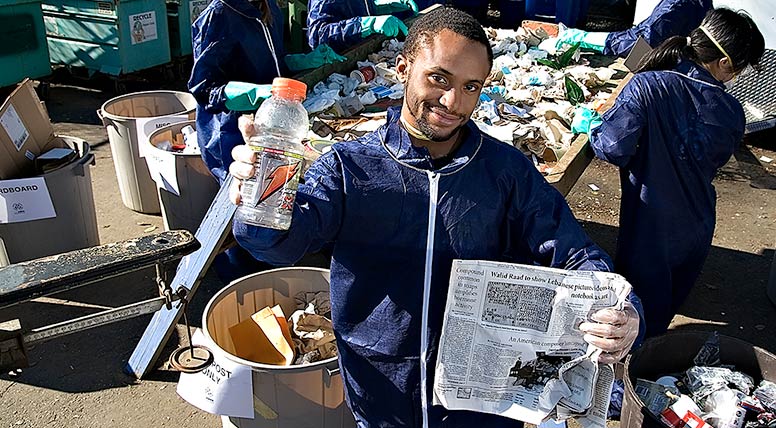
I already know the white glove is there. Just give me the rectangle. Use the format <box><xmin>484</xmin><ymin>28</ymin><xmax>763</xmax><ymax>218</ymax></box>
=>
<box><xmin>579</xmin><ymin>301</ymin><xmax>640</xmax><ymax>364</ymax></box>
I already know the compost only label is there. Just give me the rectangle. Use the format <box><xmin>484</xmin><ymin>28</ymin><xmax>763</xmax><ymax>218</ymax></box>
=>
<box><xmin>176</xmin><ymin>330</ymin><xmax>254</xmax><ymax>418</ymax></box>
<box><xmin>129</xmin><ymin>11</ymin><xmax>158</xmax><ymax>45</ymax></box>
<box><xmin>0</xmin><ymin>177</ymin><xmax>56</xmax><ymax>224</ymax></box>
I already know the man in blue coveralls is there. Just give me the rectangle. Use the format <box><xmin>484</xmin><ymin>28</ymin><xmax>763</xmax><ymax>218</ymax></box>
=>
<box><xmin>230</xmin><ymin>7</ymin><xmax>642</xmax><ymax>428</ymax></box>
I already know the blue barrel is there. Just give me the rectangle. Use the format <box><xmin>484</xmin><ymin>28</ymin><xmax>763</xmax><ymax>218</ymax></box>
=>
<box><xmin>554</xmin><ymin>0</ymin><xmax>589</xmax><ymax>27</ymax></box>
<box><xmin>525</xmin><ymin>0</ymin><xmax>589</xmax><ymax>27</ymax></box>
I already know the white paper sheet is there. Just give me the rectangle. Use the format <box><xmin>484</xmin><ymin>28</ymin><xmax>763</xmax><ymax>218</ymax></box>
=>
<box><xmin>177</xmin><ymin>329</ymin><xmax>254</xmax><ymax>418</ymax></box>
<box><xmin>0</xmin><ymin>177</ymin><xmax>56</xmax><ymax>223</ymax></box>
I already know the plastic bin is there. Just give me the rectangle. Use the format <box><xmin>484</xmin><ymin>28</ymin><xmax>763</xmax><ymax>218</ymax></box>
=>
<box><xmin>203</xmin><ymin>267</ymin><xmax>356</xmax><ymax>428</ymax></box>
<box><xmin>525</xmin><ymin>0</ymin><xmax>589</xmax><ymax>27</ymax></box>
<box><xmin>42</xmin><ymin>0</ymin><xmax>170</xmax><ymax>76</ymax></box>
<box><xmin>147</xmin><ymin>120</ymin><xmax>218</xmax><ymax>232</ymax></box>
<box><xmin>167</xmin><ymin>0</ymin><xmax>209</xmax><ymax>57</ymax></box>
<box><xmin>99</xmin><ymin>90</ymin><xmax>197</xmax><ymax>214</ymax></box>
<box><xmin>0</xmin><ymin>0</ymin><xmax>51</xmax><ymax>87</ymax></box>
<box><xmin>0</xmin><ymin>137</ymin><xmax>98</xmax><ymax>264</ymax></box>
<box><xmin>622</xmin><ymin>331</ymin><xmax>776</xmax><ymax>428</ymax></box>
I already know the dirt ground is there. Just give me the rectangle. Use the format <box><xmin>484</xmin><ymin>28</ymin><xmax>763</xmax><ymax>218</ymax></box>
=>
<box><xmin>1</xmin><ymin>72</ymin><xmax>775</xmax><ymax>427</ymax></box>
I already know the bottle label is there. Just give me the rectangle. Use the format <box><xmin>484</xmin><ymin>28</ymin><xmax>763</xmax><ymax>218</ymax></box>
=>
<box><xmin>243</xmin><ymin>146</ymin><xmax>304</xmax><ymax>215</ymax></box>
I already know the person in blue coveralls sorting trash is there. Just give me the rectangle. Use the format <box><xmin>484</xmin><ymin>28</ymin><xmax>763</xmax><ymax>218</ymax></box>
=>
<box><xmin>555</xmin><ymin>0</ymin><xmax>713</xmax><ymax>57</ymax></box>
<box><xmin>230</xmin><ymin>7</ymin><xmax>642</xmax><ymax>427</ymax></box>
<box><xmin>587</xmin><ymin>8</ymin><xmax>764</xmax><ymax>338</ymax></box>
<box><xmin>188</xmin><ymin>0</ymin><xmax>286</xmax><ymax>282</ymax></box>
<box><xmin>306</xmin><ymin>0</ymin><xmax>450</xmax><ymax>52</ymax></box>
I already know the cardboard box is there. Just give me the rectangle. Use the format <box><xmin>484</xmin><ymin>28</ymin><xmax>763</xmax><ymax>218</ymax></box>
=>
<box><xmin>0</xmin><ymin>79</ymin><xmax>66</xmax><ymax>180</ymax></box>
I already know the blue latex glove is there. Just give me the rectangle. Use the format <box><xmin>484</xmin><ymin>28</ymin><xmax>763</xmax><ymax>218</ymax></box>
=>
<box><xmin>360</xmin><ymin>15</ymin><xmax>409</xmax><ymax>38</ymax></box>
<box><xmin>224</xmin><ymin>82</ymin><xmax>272</xmax><ymax>112</ymax></box>
<box><xmin>373</xmin><ymin>0</ymin><xmax>418</xmax><ymax>15</ymax></box>
<box><xmin>284</xmin><ymin>44</ymin><xmax>347</xmax><ymax>72</ymax></box>
<box><xmin>571</xmin><ymin>106</ymin><xmax>603</xmax><ymax>134</ymax></box>
<box><xmin>555</xmin><ymin>28</ymin><xmax>608</xmax><ymax>53</ymax></box>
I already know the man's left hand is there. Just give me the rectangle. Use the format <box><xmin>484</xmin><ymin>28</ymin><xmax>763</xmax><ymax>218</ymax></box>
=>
<box><xmin>579</xmin><ymin>302</ymin><xmax>640</xmax><ymax>364</ymax></box>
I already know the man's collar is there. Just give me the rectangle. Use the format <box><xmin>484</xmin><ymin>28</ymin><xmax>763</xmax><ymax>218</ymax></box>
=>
<box><xmin>379</xmin><ymin>106</ymin><xmax>482</xmax><ymax>172</ymax></box>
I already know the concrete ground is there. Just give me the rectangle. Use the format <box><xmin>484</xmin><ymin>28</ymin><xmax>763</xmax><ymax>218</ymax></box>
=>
<box><xmin>1</xmin><ymin>70</ymin><xmax>775</xmax><ymax>427</ymax></box>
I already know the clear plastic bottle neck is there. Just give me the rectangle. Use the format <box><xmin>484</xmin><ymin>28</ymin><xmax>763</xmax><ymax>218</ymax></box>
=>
<box><xmin>271</xmin><ymin>88</ymin><xmax>306</xmax><ymax>103</ymax></box>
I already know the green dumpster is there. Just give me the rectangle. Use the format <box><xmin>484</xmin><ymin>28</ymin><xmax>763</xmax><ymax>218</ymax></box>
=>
<box><xmin>167</xmin><ymin>0</ymin><xmax>209</xmax><ymax>57</ymax></box>
<box><xmin>0</xmin><ymin>0</ymin><xmax>51</xmax><ymax>87</ymax></box>
<box><xmin>42</xmin><ymin>0</ymin><xmax>170</xmax><ymax>76</ymax></box>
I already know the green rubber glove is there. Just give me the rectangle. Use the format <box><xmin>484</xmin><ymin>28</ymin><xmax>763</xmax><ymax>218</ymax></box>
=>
<box><xmin>555</xmin><ymin>28</ymin><xmax>608</xmax><ymax>53</ymax></box>
<box><xmin>224</xmin><ymin>82</ymin><xmax>272</xmax><ymax>112</ymax></box>
<box><xmin>360</xmin><ymin>15</ymin><xmax>409</xmax><ymax>38</ymax></box>
<box><xmin>284</xmin><ymin>43</ymin><xmax>347</xmax><ymax>72</ymax></box>
<box><xmin>373</xmin><ymin>0</ymin><xmax>418</xmax><ymax>15</ymax></box>
<box><xmin>571</xmin><ymin>106</ymin><xmax>603</xmax><ymax>134</ymax></box>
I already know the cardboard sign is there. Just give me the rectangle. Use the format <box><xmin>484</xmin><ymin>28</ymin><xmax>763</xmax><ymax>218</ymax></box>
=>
<box><xmin>177</xmin><ymin>329</ymin><xmax>254</xmax><ymax>418</ymax></box>
<box><xmin>129</xmin><ymin>11</ymin><xmax>158</xmax><ymax>45</ymax></box>
<box><xmin>0</xmin><ymin>177</ymin><xmax>56</xmax><ymax>223</ymax></box>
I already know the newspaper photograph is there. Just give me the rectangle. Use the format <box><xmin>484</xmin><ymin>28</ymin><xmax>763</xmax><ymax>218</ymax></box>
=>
<box><xmin>432</xmin><ymin>260</ymin><xmax>632</xmax><ymax>428</ymax></box>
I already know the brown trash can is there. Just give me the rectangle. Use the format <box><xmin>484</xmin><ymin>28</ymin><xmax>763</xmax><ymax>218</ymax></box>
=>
<box><xmin>622</xmin><ymin>331</ymin><xmax>776</xmax><ymax>428</ymax></box>
<box><xmin>203</xmin><ymin>267</ymin><xmax>356</xmax><ymax>428</ymax></box>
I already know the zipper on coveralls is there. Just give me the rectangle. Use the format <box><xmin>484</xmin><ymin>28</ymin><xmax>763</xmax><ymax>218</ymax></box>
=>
<box><xmin>420</xmin><ymin>171</ymin><xmax>439</xmax><ymax>428</ymax></box>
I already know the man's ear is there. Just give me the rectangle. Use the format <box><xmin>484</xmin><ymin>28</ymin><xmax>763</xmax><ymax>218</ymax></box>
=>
<box><xmin>396</xmin><ymin>54</ymin><xmax>410</xmax><ymax>83</ymax></box>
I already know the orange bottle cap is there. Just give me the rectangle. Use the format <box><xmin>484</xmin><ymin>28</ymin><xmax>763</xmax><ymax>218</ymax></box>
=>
<box><xmin>271</xmin><ymin>77</ymin><xmax>307</xmax><ymax>100</ymax></box>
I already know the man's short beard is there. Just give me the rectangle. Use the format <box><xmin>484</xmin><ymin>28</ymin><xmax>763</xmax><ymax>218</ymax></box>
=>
<box><xmin>409</xmin><ymin>101</ymin><xmax>465</xmax><ymax>142</ymax></box>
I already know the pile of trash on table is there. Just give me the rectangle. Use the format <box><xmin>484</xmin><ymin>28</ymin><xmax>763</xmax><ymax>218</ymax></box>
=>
<box><xmin>634</xmin><ymin>332</ymin><xmax>776</xmax><ymax>428</ymax></box>
<box><xmin>302</xmin><ymin>24</ymin><xmax>624</xmax><ymax>174</ymax></box>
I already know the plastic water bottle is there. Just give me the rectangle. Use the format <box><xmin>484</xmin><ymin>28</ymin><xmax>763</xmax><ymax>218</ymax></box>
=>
<box><xmin>235</xmin><ymin>78</ymin><xmax>309</xmax><ymax>230</ymax></box>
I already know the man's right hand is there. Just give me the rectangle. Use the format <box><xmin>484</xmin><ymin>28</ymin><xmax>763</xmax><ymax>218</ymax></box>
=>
<box><xmin>229</xmin><ymin>144</ymin><xmax>257</xmax><ymax>205</ymax></box>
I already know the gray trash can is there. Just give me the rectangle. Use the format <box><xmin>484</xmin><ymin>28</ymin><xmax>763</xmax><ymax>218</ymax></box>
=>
<box><xmin>203</xmin><ymin>267</ymin><xmax>356</xmax><ymax>428</ymax></box>
<box><xmin>147</xmin><ymin>120</ymin><xmax>219</xmax><ymax>233</ymax></box>
<box><xmin>622</xmin><ymin>332</ymin><xmax>776</xmax><ymax>428</ymax></box>
<box><xmin>98</xmin><ymin>91</ymin><xmax>197</xmax><ymax>214</ymax></box>
<box><xmin>0</xmin><ymin>137</ymin><xmax>98</xmax><ymax>264</ymax></box>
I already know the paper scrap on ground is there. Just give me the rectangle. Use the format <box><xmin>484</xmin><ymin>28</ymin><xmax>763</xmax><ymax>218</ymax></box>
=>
<box><xmin>177</xmin><ymin>329</ymin><xmax>254</xmax><ymax>418</ymax></box>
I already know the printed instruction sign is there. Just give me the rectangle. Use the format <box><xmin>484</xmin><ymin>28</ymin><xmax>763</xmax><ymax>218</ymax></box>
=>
<box><xmin>189</xmin><ymin>0</ymin><xmax>211</xmax><ymax>23</ymax></box>
<box><xmin>1</xmin><ymin>105</ymin><xmax>30</xmax><ymax>151</ymax></box>
<box><xmin>144</xmin><ymin>147</ymin><xmax>180</xmax><ymax>196</ymax></box>
<box><xmin>129</xmin><ymin>11</ymin><xmax>158</xmax><ymax>45</ymax></box>
<box><xmin>0</xmin><ymin>177</ymin><xmax>56</xmax><ymax>224</ymax></box>
<box><xmin>177</xmin><ymin>329</ymin><xmax>254</xmax><ymax>418</ymax></box>
<box><xmin>134</xmin><ymin>114</ymin><xmax>190</xmax><ymax>157</ymax></box>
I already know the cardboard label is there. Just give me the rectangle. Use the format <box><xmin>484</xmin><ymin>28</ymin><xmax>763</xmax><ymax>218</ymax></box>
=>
<box><xmin>176</xmin><ymin>329</ymin><xmax>254</xmax><ymax>418</ymax></box>
<box><xmin>144</xmin><ymin>147</ymin><xmax>180</xmax><ymax>196</ymax></box>
<box><xmin>1</xmin><ymin>105</ymin><xmax>30</xmax><ymax>151</ymax></box>
<box><xmin>129</xmin><ymin>11</ymin><xmax>158</xmax><ymax>45</ymax></box>
<box><xmin>135</xmin><ymin>114</ymin><xmax>190</xmax><ymax>157</ymax></box>
<box><xmin>189</xmin><ymin>0</ymin><xmax>210</xmax><ymax>24</ymax></box>
<box><xmin>0</xmin><ymin>177</ymin><xmax>56</xmax><ymax>224</ymax></box>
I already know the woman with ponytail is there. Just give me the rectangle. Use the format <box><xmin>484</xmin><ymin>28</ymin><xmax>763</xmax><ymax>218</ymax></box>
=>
<box><xmin>589</xmin><ymin>8</ymin><xmax>764</xmax><ymax>338</ymax></box>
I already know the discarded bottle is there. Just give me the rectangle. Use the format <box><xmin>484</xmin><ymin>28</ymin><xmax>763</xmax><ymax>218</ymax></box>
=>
<box><xmin>235</xmin><ymin>78</ymin><xmax>309</xmax><ymax>230</ymax></box>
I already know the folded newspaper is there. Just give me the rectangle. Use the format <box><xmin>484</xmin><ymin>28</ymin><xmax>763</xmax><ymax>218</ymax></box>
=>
<box><xmin>433</xmin><ymin>260</ymin><xmax>632</xmax><ymax>428</ymax></box>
